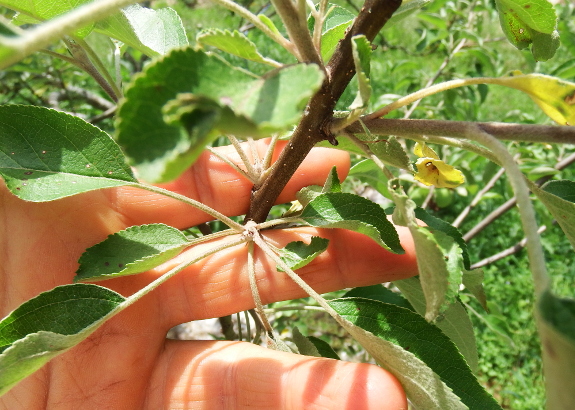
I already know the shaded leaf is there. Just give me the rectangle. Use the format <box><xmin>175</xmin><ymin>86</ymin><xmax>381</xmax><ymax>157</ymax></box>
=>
<box><xmin>312</xmin><ymin>5</ymin><xmax>355</xmax><ymax>62</ymax></box>
<box><xmin>321</xmin><ymin>166</ymin><xmax>342</xmax><ymax>193</ymax></box>
<box><xmin>307</xmin><ymin>336</ymin><xmax>340</xmax><ymax>360</ymax></box>
<box><xmin>116</xmin><ymin>47</ymin><xmax>323</xmax><ymax>182</ymax></box>
<box><xmin>538</xmin><ymin>290</ymin><xmax>575</xmax><ymax>410</ymax></box>
<box><xmin>390</xmin><ymin>182</ymin><xmax>463</xmax><ymax>320</ymax></box>
<box><xmin>387</xmin><ymin>0</ymin><xmax>433</xmax><ymax>26</ymax></box>
<box><xmin>330</xmin><ymin>298</ymin><xmax>500</xmax><ymax>409</ymax></box>
<box><xmin>462</xmin><ymin>269</ymin><xmax>488</xmax><ymax>311</ymax></box>
<box><xmin>414</xmin><ymin>207</ymin><xmax>470</xmax><ymax>270</ymax></box>
<box><xmin>277</xmin><ymin>236</ymin><xmax>329</xmax><ymax>272</ymax></box>
<box><xmin>0</xmin><ymin>284</ymin><xmax>125</xmax><ymax>396</ymax></box>
<box><xmin>292</xmin><ymin>327</ymin><xmax>321</xmax><ymax>357</ymax></box>
<box><xmin>348</xmin><ymin>159</ymin><xmax>391</xmax><ymax>198</ymax></box>
<box><xmin>344</xmin><ymin>284</ymin><xmax>414</xmax><ymax>311</ymax></box>
<box><xmin>95</xmin><ymin>4</ymin><xmax>188</xmax><ymax>56</ymax></box>
<box><xmin>394</xmin><ymin>277</ymin><xmax>479</xmax><ymax>373</ymax></box>
<box><xmin>532</xmin><ymin>181</ymin><xmax>575</xmax><ymax>250</ymax></box>
<box><xmin>299</xmin><ymin>192</ymin><xmax>404</xmax><ymax>254</ymax></box>
<box><xmin>75</xmin><ymin>224</ymin><xmax>190</xmax><ymax>282</ymax></box>
<box><xmin>0</xmin><ymin>105</ymin><xmax>137</xmax><ymax>202</ymax></box>
<box><xmin>349</xmin><ymin>35</ymin><xmax>371</xmax><ymax>115</ymax></box>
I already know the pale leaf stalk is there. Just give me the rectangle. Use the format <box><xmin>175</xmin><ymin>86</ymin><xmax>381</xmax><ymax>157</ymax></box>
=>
<box><xmin>186</xmin><ymin>228</ymin><xmax>237</xmax><ymax>245</ymax></box>
<box><xmin>0</xmin><ymin>0</ymin><xmax>141</xmax><ymax>70</ymax></box>
<box><xmin>344</xmin><ymin>132</ymin><xmax>396</xmax><ymax>179</ymax></box>
<box><xmin>138</xmin><ymin>183</ymin><xmax>244</xmax><ymax>232</ymax></box>
<box><xmin>74</xmin><ymin>37</ymin><xmax>123</xmax><ymax>99</ymax></box>
<box><xmin>210</xmin><ymin>0</ymin><xmax>296</xmax><ymax>58</ymax></box>
<box><xmin>367</xmin><ymin>77</ymin><xmax>516</xmax><ymax>119</ymax></box>
<box><xmin>228</xmin><ymin>135</ymin><xmax>258</xmax><ymax>181</ymax></box>
<box><xmin>253</xmin><ymin>232</ymin><xmax>346</xmax><ymax>326</ymax></box>
<box><xmin>122</xmin><ymin>236</ymin><xmax>247</xmax><ymax>309</ymax></box>
<box><xmin>465</xmin><ymin>126</ymin><xmax>550</xmax><ymax>295</ymax></box>
<box><xmin>261</xmin><ymin>134</ymin><xmax>279</xmax><ymax>171</ymax></box>
<box><xmin>206</xmin><ymin>146</ymin><xmax>252</xmax><ymax>182</ymax></box>
<box><xmin>257</xmin><ymin>216</ymin><xmax>304</xmax><ymax>230</ymax></box>
<box><xmin>247</xmin><ymin>241</ymin><xmax>273</xmax><ymax>332</ymax></box>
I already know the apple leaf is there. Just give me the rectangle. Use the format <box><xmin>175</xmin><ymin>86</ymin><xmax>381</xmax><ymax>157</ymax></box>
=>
<box><xmin>95</xmin><ymin>4</ymin><xmax>188</xmax><ymax>56</ymax></box>
<box><xmin>277</xmin><ymin>236</ymin><xmax>330</xmax><ymax>272</ymax></box>
<box><xmin>0</xmin><ymin>284</ymin><xmax>125</xmax><ymax>396</ymax></box>
<box><xmin>197</xmin><ymin>29</ymin><xmax>278</xmax><ymax>66</ymax></box>
<box><xmin>330</xmin><ymin>298</ymin><xmax>501</xmax><ymax>409</ymax></box>
<box><xmin>299</xmin><ymin>192</ymin><xmax>404</xmax><ymax>254</ymax></box>
<box><xmin>116</xmin><ymin>47</ymin><xmax>323</xmax><ymax>182</ymax></box>
<box><xmin>532</xmin><ymin>180</ymin><xmax>575</xmax><ymax>250</ymax></box>
<box><xmin>75</xmin><ymin>224</ymin><xmax>190</xmax><ymax>282</ymax></box>
<box><xmin>0</xmin><ymin>105</ymin><xmax>137</xmax><ymax>202</ymax></box>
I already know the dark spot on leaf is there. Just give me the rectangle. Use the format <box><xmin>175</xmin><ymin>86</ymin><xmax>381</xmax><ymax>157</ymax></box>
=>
<box><xmin>564</xmin><ymin>91</ymin><xmax>575</xmax><ymax>105</ymax></box>
<box><xmin>24</xmin><ymin>171</ymin><xmax>33</xmax><ymax>175</ymax></box>
<box><xmin>16</xmin><ymin>187</ymin><xmax>20</xmax><ymax>190</ymax></box>
<box><xmin>404</xmin><ymin>346</ymin><xmax>410</xmax><ymax>351</ymax></box>
<box><xmin>118</xmin><ymin>263</ymin><xmax>124</xmax><ymax>268</ymax></box>
<box><xmin>104</xmin><ymin>262</ymin><xmax>110</xmax><ymax>266</ymax></box>
<box><xmin>524</xmin><ymin>4</ymin><xmax>530</xmax><ymax>8</ymax></box>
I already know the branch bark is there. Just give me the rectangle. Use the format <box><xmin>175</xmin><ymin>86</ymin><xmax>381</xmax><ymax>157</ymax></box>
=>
<box><xmin>346</xmin><ymin>118</ymin><xmax>575</xmax><ymax>144</ymax></box>
<box><xmin>246</xmin><ymin>0</ymin><xmax>402</xmax><ymax>223</ymax></box>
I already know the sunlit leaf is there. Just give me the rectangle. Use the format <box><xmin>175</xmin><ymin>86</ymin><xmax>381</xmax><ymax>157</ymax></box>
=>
<box><xmin>0</xmin><ymin>0</ymin><xmax>94</xmax><ymax>37</ymax></box>
<box><xmin>95</xmin><ymin>4</ymin><xmax>188</xmax><ymax>56</ymax></box>
<box><xmin>116</xmin><ymin>47</ymin><xmax>323</xmax><ymax>182</ymax></box>
<box><xmin>0</xmin><ymin>105</ymin><xmax>137</xmax><ymax>202</ymax></box>
<box><xmin>490</xmin><ymin>73</ymin><xmax>575</xmax><ymax>125</ymax></box>
<box><xmin>0</xmin><ymin>284</ymin><xmax>125</xmax><ymax>396</ymax></box>
<box><xmin>75</xmin><ymin>224</ymin><xmax>190</xmax><ymax>282</ymax></box>
<box><xmin>197</xmin><ymin>29</ymin><xmax>278</xmax><ymax>66</ymax></box>
<box><xmin>299</xmin><ymin>192</ymin><xmax>404</xmax><ymax>254</ymax></box>
<box><xmin>310</xmin><ymin>5</ymin><xmax>355</xmax><ymax>62</ymax></box>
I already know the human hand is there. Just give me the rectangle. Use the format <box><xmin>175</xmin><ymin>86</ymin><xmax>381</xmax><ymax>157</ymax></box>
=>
<box><xmin>0</xmin><ymin>140</ymin><xmax>417</xmax><ymax>409</ymax></box>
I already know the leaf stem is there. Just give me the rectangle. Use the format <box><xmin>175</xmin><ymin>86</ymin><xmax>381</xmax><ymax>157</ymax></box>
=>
<box><xmin>210</xmin><ymin>0</ymin><xmax>297</xmax><ymax>59</ymax></box>
<box><xmin>137</xmin><ymin>184</ymin><xmax>245</xmax><ymax>232</ymax></box>
<box><xmin>247</xmin><ymin>241</ymin><xmax>273</xmax><ymax>332</ymax></box>
<box><xmin>122</xmin><ymin>236</ymin><xmax>247</xmax><ymax>308</ymax></box>
<box><xmin>464</xmin><ymin>126</ymin><xmax>549</xmax><ymax>295</ymax></box>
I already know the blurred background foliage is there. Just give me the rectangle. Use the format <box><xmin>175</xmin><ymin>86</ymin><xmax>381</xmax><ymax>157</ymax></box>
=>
<box><xmin>2</xmin><ymin>1</ymin><xmax>574</xmax><ymax>408</ymax></box>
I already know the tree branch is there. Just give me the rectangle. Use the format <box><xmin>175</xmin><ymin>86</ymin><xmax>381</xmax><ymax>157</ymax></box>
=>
<box><xmin>346</xmin><ymin>118</ymin><xmax>575</xmax><ymax>144</ymax></box>
<box><xmin>246</xmin><ymin>0</ymin><xmax>402</xmax><ymax>223</ymax></box>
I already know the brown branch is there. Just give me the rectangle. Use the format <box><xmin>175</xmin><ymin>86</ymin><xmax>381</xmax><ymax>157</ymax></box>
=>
<box><xmin>346</xmin><ymin>118</ymin><xmax>575</xmax><ymax>144</ymax></box>
<box><xmin>246</xmin><ymin>0</ymin><xmax>402</xmax><ymax>223</ymax></box>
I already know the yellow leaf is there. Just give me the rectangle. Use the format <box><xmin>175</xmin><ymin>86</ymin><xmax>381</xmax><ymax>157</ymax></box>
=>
<box><xmin>491</xmin><ymin>72</ymin><xmax>575</xmax><ymax>126</ymax></box>
<box><xmin>413</xmin><ymin>142</ymin><xmax>440</xmax><ymax>159</ymax></box>
<box><xmin>414</xmin><ymin>158</ymin><xmax>465</xmax><ymax>189</ymax></box>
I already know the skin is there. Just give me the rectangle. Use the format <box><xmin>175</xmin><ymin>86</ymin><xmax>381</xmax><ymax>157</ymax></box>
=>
<box><xmin>0</xmin><ymin>141</ymin><xmax>418</xmax><ymax>409</ymax></box>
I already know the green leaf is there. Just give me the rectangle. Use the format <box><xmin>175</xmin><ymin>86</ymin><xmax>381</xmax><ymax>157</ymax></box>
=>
<box><xmin>0</xmin><ymin>105</ymin><xmax>137</xmax><ymax>201</ymax></box>
<box><xmin>386</xmin><ymin>0</ymin><xmax>432</xmax><ymax>27</ymax></box>
<box><xmin>278</xmin><ymin>236</ymin><xmax>329</xmax><ymax>272</ymax></box>
<box><xmin>390</xmin><ymin>182</ymin><xmax>463</xmax><ymax>321</ymax></box>
<box><xmin>497</xmin><ymin>0</ymin><xmax>557</xmax><ymax>34</ymax></box>
<box><xmin>0</xmin><ymin>284</ymin><xmax>125</xmax><ymax>396</ymax></box>
<box><xmin>75</xmin><ymin>224</ymin><xmax>190</xmax><ymax>282</ymax></box>
<box><xmin>462</xmin><ymin>269</ymin><xmax>489</xmax><ymax>312</ymax></box>
<box><xmin>361</xmin><ymin>135</ymin><xmax>412</xmax><ymax>171</ymax></box>
<box><xmin>330</xmin><ymin>298</ymin><xmax>501</xmax><ymax>409</ymax></box>
<box><xmin>532</xmin><ymin>181</ymin><xmax>575</xmax><ymax>250</ymax></box>
<box><xmin>0</xmin><ymin>0</ymin><xmax>94</xmax><ymax>37</ymax></box>
<box><xmin>321</xmin><ymin>166</ymin><xmax>342</xmax><ymax>193</ymax></box>
<box><xmin>495</xmin><ymin>0</ymin><xmax>559</xmax><ymax>60</ymax></box>
<box><xmin>197</xmin><ymin>29</ymin><xmax>278</xmax><ymax>66</ymax></box>
<box><xmin>313</xmin><ymin>5</ymin><xmax>355</xmax><ymax>62</ymax></box>
<box><xmin>349</xmin><ymin>159</ymin><xmax>391</xmax><ymax>198</ymax></box>
<box><xmin>95</xmin><ymin>4</ymin><xmax>188</xmax><ymax>56</ymax></box>
<box><xmin>299</xmin><ymin>192</ymin><xmax>404</xmax><ymax>254</ymax></box>
<box><xmin>538</xmin><ymin>290</ymin><xmax>575</xmax><ymax>409</ymax></box>
<box><xmin>394</xmin><ymin>277</ymin><xmax>479</xmax><ymax>374</ymax></box>
<box><xmin>344</xmin><ymin>284</ymin><xmax>414</xmax><ymax>311</ymax></box>
<box><xmin>414</xmin><ymin>207</ymin><xmax>470</xmax><ymax>270</ymax></box>
<box><xmin>307</xmin><ymin>336</ymin><xmax>340</xmax><ymax>360</ymax></box>
<box><xmin>292</xmin><ymin>327</ymin><xmax>321</xmax><ymax>357</ymax></box>
<box><xmin>348</xmin><ymin>35</ymin><xmax>372</xmax><ymax>118</ymax></box>
<box><xmin>116</xmin><ymin>47</ymin><xmax>324</xmax><ymax>182</ymax></box>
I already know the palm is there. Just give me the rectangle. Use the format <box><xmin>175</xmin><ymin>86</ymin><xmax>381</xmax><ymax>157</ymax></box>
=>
<box><xmin>0</xmin><ymin>144</ymin><xmax>415</xmax><ymax>409</ymax></box>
